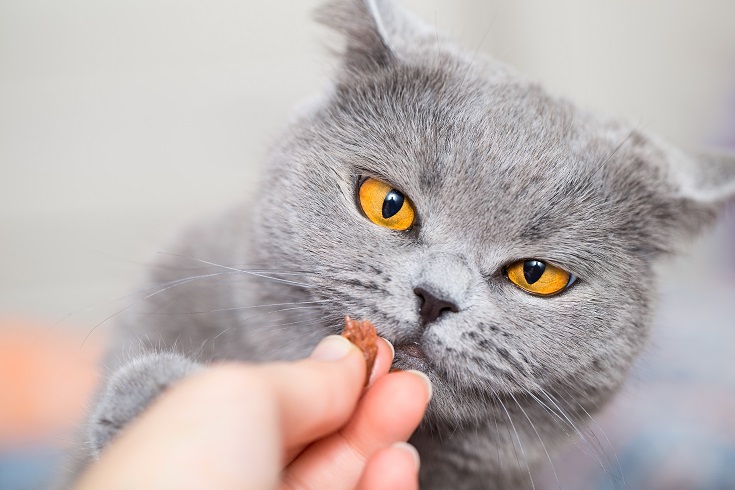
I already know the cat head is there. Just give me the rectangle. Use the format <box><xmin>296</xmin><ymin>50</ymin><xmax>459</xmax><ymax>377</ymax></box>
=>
<box><xmin>251</xmin><ymin>0</ymin><xmax>735</xmax><ymax>426</ymax></box>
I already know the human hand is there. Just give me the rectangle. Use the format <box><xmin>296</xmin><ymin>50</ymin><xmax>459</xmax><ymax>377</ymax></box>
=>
<box><xmin>75</xmin><ymin>335</ymin><xmax>432</xmax><ymax>490</ymax></box>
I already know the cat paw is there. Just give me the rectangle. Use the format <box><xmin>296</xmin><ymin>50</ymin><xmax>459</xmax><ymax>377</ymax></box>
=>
<box><xmin>86</xmin><ymin>351</ymin><xmax>201</xmax><ymax>458</ymax></box>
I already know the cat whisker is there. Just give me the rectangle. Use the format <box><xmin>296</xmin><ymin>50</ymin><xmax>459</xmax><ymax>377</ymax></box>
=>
<box><xmin>508</xmin><ymin>390</ymin><xmax>560</xmax><ymax>490</ymax></box>
<box><xmin>554</xmin><ymin>385</ymin><xmax>627</xmax><ymax>489</ymax></box>
<box><xmin>543</xmin><ymin>391</ymin><xmax>609</xmax><ymax>468</ymax></box>
<box><xmin>551</xmin><ymin>388</ymin><xmax>614</xmax><ymax>468</ymax></box>
<box><xmin>266</xmin><ymin>317</ymin><xmax>347</xmax><ymax>351</ymax></box>
<box><xmin>252</xmin><ymin>314</ymin><xmax>339</xmax><ymax>334</ymax></box>
<box><xmin>157</xmin><ymin>252</ymin><xmax>313</xmax><ymax>288</ymax></box>
<box><xmin>586</xmin><ymin>124</ymin><xmax>645</xmax><ymax>194</ymax></box>
<box><xmin>517</xmin><ymin>382</ymin><xmax>609</xmax><ymax>478</ymax></box>
<box><xmin>148</xmin><ymin>261</ymin><xmax>320</xmax><ymax>274</ymax></box>
<box><xmin>576</xmin><ymin>403</ymin><xmax>626</xmax><ymax>489</ymax></box>
<box><xmin>459</xmin><ymin>22</ymin><xmax>493</xmax><ymax>87</ymax></box>
<box><xmin>494</xmin><ymin>354</ymin><xmax>614</xmax><ymax>481</ymax></box>
<box><xmin>491</xmin><ymin>388</ymin><xmax>536</xmax><ymax>490</ymax></box>
<box><xmin>140</xmin><ymin>299</ymin><xmax>330</xmax><ymax>316</ymax></box>
<box><xmin>75</xmin><ymin>266</ymin><xmax>315</xmax><ymax>344</ymax></box>
<box><xmin>535</xmin><ymin>386</ymin><xmax>624</xmax><ymax>484</ymax></box>
<box><xmin>198</xmin><ymin>268</ymin><xmax>320</xmax><ymax>276</ymax></box>
<box><xmin>201</xmin><ymin>327</ymin><xmax>231</xmax><ymax>350</ymax></box>
<box><xmin>80</xmin><ymin>272</ymin><xmax>235</xmax><ymax>346</ymax></box>
<box><xmin>236</xmin><ymin>305</ymin><xmax>332</xmax><ymax>329</ymax></box>
<box><xmin>59</xmin><ymin>271</ymin><xmax>239</xmax><ymax>328</ymax></box>
<box><xmin>279</xmin><ymin>326</ymin><xmax>339</xmax><ymax>351</ymax></box>
<box><xmin>490</xmin><ymin>397</ymin><xmax>503</xmax><ymax>489</ymax></box>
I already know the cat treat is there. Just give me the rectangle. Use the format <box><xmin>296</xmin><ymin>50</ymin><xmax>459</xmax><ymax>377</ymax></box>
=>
<box><xmin>341</xmin><ymin>316</ymin><xmax>378</xmax><ymax>385</ymax></box>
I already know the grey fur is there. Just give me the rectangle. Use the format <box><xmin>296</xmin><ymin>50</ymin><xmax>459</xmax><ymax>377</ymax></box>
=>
<box><xmin>87</xmin><ymin>352</ymin><xmax>201</xmax><ymax>455</ymax></box>
<box><xmin>61</xmin><ymin>0</ymin><xmax>735</xmax><ymax>488</ymax></box>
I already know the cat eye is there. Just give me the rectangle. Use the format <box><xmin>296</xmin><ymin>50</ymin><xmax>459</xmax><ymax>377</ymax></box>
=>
<box><xmin>505</xmin><ymin>259</ymin><xmax>577</xmax><ymax>297</ymax></box>
<box><xmin>358</xmin><ymin>177</ymin><xmax>415</xmax><ymax>231</ymax></box>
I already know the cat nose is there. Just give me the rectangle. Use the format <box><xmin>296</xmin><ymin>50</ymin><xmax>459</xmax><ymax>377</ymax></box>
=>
<box><xmin>414</xmin><ymin>287</ymin><xmax>459</xmax><ymax>325</ymax></box>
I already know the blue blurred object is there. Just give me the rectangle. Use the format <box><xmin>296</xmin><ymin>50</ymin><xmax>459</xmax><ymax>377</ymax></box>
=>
<box><xmin>614</xmin><ymin>429</ymin><xmax>735</xmax><ymax>490</ymax></box>
<box><xmin>0</xmin><ymin>446</ymin><xmax>63</xmax><ymax>490</ymax></box>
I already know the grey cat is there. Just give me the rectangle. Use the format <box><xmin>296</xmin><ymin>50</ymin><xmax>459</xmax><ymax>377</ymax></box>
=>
<box><xmin>62</xmin><ymin>0</ymin><xmax>735</xmax><ymax>488</ymax></box>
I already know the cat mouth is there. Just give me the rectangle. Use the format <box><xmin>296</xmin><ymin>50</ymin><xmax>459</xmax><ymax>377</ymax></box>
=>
<box><xmin>392</xmin><ymin>342</ymin><xmax>430</xmax><ymax>371</ymax></box>
<box><xmin>396</xmin><ymin>342</ymin><xmax>427</xmax><ymax>360</ymax></box>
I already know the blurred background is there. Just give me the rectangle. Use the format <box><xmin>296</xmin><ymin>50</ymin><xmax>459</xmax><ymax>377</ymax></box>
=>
<box><xmin>1</xmin><ymin>0</ymin><xmax>734</xmax><ymax>488</ymax></box>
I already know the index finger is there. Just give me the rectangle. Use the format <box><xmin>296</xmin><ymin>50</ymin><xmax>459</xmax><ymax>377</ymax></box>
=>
<box><xmin>258</xmin><ymin>335</ymin><xmax>393</xmax><ymax>454</ymax></box>
<box><xmin>282</xmin><ymin>337</ymin><xmax>395</xmax><ymax>464</ymax></box>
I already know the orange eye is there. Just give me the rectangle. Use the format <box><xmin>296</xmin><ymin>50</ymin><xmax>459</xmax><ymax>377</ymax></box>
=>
<box><xmin>506</xmin><ymin>259</ymin><xmax>575</xmax><ymax>296</ymax></box>
<box><xmin>358</xmin><ymin>177</ymin><xmax>415</xmax><ymax>231</ymax></box>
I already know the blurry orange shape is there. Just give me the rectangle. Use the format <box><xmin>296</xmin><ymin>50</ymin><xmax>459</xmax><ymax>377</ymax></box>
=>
<box><xmin>0</xmin><ymin>317</ymin><xmax>102</xmax><ymax>447</ymax></box>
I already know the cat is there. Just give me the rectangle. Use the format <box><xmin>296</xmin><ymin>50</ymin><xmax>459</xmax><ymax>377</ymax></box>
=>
<box><xmin>61</xmin><ymin>0</ymin><xmax>735</xmax><ymax>488</ymax></box>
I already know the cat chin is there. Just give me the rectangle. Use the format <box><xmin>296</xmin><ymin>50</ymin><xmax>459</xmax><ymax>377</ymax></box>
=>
<box><xmin>419</xmin><ymin>372</ymin><xmax>601</xmax><ymax>435</ymax></box>
<box><xmin>392</xmin><ymin>351</ymin><xmax>430</xmax><ymax>371</ymax></box>
<box><xmin>391</xmin><ymin>350</ymin><xmax>513</xmax><ymax>428</ymax></box>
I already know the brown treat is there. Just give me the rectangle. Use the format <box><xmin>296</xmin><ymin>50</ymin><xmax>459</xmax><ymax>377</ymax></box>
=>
<box><xmin>341</xmin><ymin>316</ymin><xmax>378</xmax><ymax>385</ymax></box>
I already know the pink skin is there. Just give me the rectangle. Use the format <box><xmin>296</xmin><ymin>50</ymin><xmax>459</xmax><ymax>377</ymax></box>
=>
<box><xmin>76</xmin><ymin>335</ymin><xmax>431</xmax><ymax>490</ymax></box>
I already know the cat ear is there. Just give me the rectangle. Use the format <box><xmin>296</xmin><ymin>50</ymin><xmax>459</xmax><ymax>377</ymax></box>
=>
<box><xmin>677</xmin><ymin>151</ymin><xmax>735</xmax><ymax>204</ymax></box>
<box><xmin>315</xmin><ymin>0</ymin><xmax>434</xmax><ymax>73</ymax></box>
<box><xmin>662</xmin><ymin>147</ymin><xmax>735</xmax><ymax>244</ymax></box>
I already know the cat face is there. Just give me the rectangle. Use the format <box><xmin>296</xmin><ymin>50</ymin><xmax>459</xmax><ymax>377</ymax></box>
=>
<box><xmin>251</xmin><ymin>0</ymin><xmax>735</xmax><ymax>427</ymax></box>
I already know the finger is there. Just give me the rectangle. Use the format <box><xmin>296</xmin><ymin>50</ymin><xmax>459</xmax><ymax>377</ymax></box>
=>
<box><xmin>356</xmin><ymin>443</ymin><xmax>420</xmax><ymax>490</ymax></box>
<box><xmin>258</xmin><ymin>335</ymin><xmax>367</xmax><ymax>453</ymax></box>
<box><xmin>284</xmin><ymin>337</ymin><xmax>394</xmax><ymax>464</ymax></box>
<box><xmin>281</xmin><ymin>370</ymin><xmax>431</xmax><ymax>490</ymax></box>
<box><xmin>367</xmin><ymin>337</ymin><xmax>394</xmax><ymax>388</ymax></box>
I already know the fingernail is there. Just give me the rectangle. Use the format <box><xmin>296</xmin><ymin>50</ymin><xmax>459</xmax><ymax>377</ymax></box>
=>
<box><xmin>392</xmin><ymin>442</ymin><xmax>420</xmax><ymax>470</ymax></box>
<box><xmin>406</xmin><ymin>370</ymin><xmax>432</xmax><ymax>401</ymax></box>
<box><xmin>310</xmin><ymin>335</ymin><xmax>354</xmax><ymax>361</ymax></box>
<box><xmin>382</xmin><ymin>337</ymin><xmax>395</xmax><ymax>359</ymax></box>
